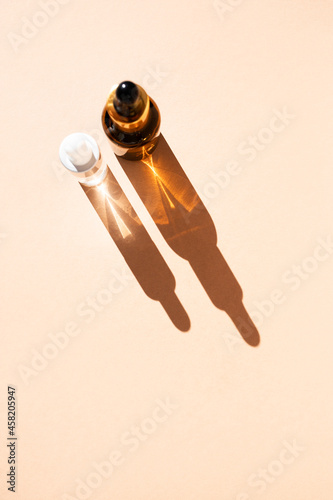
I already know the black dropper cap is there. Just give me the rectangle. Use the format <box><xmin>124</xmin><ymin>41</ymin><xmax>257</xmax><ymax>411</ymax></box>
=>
<box><xmin>114</xmin><ymin>81</ymin><xmax>140</xmax><ymax>118</ymax></box>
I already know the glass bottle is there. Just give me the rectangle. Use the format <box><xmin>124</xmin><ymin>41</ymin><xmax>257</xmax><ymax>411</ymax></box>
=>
<box><xmin>101</xmin><ymin>81</ymin><xmax>161</xmax><ymax>161</ymax></box>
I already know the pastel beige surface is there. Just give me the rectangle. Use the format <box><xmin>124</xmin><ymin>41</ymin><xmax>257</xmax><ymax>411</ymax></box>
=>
<box><xmin>1</xmin><ymin>1</ymin><xmax>333</xmax><ymax>499</ymax></box>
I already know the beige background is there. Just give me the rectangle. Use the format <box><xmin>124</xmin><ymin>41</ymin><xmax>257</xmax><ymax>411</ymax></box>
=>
<box><xmin>1</xmin><ymin>0</ymin><xmax>333</xmax><ymax>499</ymax></box>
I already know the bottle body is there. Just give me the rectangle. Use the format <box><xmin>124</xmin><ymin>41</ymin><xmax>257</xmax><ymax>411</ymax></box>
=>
<box><xmin>59</xmin><ymin>132</ymin><xmax>107</xmax><ymax>186</ymax></box>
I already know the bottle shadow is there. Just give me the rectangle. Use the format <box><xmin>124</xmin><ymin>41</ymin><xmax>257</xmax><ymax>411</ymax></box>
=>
<box><xmin>116</xmin><ymin>135</ymin><xmax>260</xmax><ymax>346</ymax></box>
<box><xmin>81</xmin><ymin>167</ymin><xmax>191</xmax><ymax>332</ymax></box>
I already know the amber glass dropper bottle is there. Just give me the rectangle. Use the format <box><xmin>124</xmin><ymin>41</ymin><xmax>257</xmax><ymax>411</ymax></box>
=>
<box><xmin>101</xmin><ymin>81</ymin><xmax>161</xmax><ymax>161</ymax></box>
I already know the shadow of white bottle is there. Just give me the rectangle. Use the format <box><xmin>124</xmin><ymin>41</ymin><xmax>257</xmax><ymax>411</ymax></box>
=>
<box><xmin>59</xmin><ymin>133</ymin><xmax>107</xmax><ymax>186</ymax></box>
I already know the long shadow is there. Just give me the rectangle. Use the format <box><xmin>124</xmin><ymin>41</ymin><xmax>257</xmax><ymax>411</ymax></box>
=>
<box><xmin>81</xmin><ymin>167</ymin><xmax>190</xmax><ymax>332</ymax></box>
<box><xmin>116</xmin><ymin>135</ymin><xmax>260</xmax><ymax>346</ymax></box>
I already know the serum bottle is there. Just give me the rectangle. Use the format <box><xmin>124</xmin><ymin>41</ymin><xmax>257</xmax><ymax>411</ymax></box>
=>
<box><xmin>59</xmin><ymin>132</ymin><xmax>107</xmax><ymax>186</ymax></box>
<box><xmin>101</xmin><ymin>81</ymin><xmax>161</xmax><ymax>161</ymax></box>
